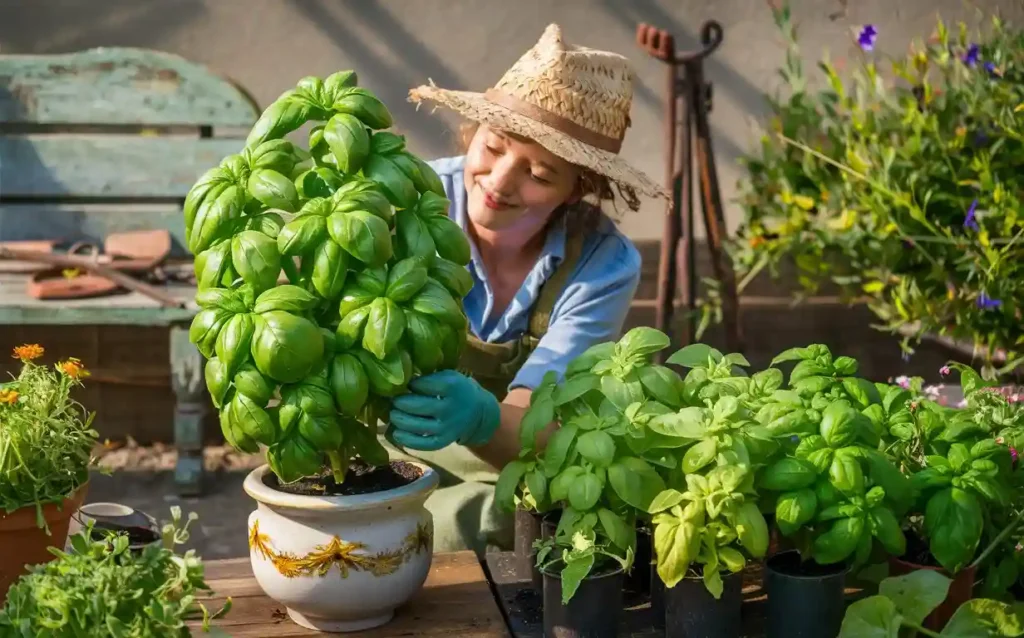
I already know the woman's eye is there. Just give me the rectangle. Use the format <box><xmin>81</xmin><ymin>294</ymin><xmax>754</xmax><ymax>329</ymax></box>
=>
<box><xmin>485</xmin><ymin>145</ymin><xmax>503</xmax><ymax>155</ymax></box>
<box><xmin>531</xmin><ymin>174</ymin><xmax>552</xmax><ymax>185</ymax></box>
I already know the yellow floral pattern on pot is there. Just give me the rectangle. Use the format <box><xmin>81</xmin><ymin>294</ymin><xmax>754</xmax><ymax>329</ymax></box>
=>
<box><xmin>248</xmin><ymin>519</ymin><xmax>432</xmax><ymax>579</ymax></box>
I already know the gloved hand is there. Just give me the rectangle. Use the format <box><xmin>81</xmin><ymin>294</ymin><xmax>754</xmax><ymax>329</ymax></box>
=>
<box><xmin>387</xmin><ymin>370</ymin><xmax>501</xmax><ymax>451</ymax></box>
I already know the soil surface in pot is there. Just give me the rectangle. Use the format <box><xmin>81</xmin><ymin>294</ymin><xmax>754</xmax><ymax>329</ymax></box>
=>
<box><xmin>265</xmin><ymin>460</ymin><xmax>423</xmax><ymax>496</ymax></box>
<box><xmin>900</xmin><ymin>529</ymin><xmax>945</xmax><ymax>567</ymax></box>
<box><xmin>89</xmin><ymin>524</ymin><xmax>160</xmax><ymax>546</ymax></box>
<box><xmin>768</xmin><ymin>550</ymin><xmax>847</xmax><ymax>577</ymax></box>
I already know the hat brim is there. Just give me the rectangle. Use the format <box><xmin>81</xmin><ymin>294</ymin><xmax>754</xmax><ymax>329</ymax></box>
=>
<box><xmin>409</xmin><ymin>84</ymin><xmax>670</xmax><ymax>201</ymax></box>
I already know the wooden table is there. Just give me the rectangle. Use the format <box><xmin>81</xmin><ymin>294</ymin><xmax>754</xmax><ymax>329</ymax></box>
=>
<box><xmin>191</xmin><ymin>551</ymin><xmax>510</xmax><ymax>637</ymax></box>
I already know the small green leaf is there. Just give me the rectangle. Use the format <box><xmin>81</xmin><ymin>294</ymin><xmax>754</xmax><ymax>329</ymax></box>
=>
<box><xmin>667</xmin><ymin>343</ymin><xmax>724</xmax><ymax>368</ymax></box>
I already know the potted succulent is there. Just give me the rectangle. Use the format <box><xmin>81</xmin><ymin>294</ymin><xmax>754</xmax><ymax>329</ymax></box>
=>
<box><xmin>184</xmin><ymin>70</ymin><xmax>474</xmax><ymax>632</ymax></box>
<box><xmin>0</xmin><ymin>507</ymin><xmax>231</xmax><ymax>636</ymax></box>
<box><xmin>882</xmin><ymin>363</ymin><xmax>1024</xmax><ymax>629</ymax></box>
<box><xmin>839</xmin><ymin>570</ymin><xmax>1024</xmax><ymax>637</ymax></box>
<box><xmin>0</xmin><ymin>344</ymin><xmax>99</xmax><ymax>603</ymax></box>
<box><xmin>755</xmin><ymin>345</ymin><xmax>913</xmax><ymax>638</ymax></box>
<box><xmin>497</xmin><ymin>327</ymin><xmax>674</xmax><ymax>637</ymax></box>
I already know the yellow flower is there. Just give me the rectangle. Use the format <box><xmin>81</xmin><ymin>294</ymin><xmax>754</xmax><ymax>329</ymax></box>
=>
<box><xmin>59</xmin><ymin>358</ymin><xmax>90</xmax><ymax>379</ymax></box>
<box><xmin>62</xmin><ymin>268</ymin><xmax>82</xmax><ymax>280</ymax></box>
<box><xmin>12</xmin><ymin>344</ymin><xmax>44</xmax><ymax>361</ymax></box>
<box><xmin>0</xmin><ymin>389</ymin><xmax>18</xmax><ymax>405</ymax></box>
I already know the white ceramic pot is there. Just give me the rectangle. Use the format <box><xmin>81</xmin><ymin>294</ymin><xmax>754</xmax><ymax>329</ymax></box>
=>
<box><xmin>243</xmin><ymin>462</ymin><xmax>439</xmax><ymax>633</ymax></box>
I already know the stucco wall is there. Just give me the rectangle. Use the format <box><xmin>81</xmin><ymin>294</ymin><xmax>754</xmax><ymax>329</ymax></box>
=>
<box><xmin>1</xmin><ymin>0</ymin><xmax>1020</xmax><ymax>240</ymax></box>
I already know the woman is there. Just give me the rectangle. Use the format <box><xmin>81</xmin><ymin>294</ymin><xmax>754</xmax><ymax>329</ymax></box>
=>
<box><xmin>383</xmin><ymin>23</ymin><xmax>669</xmax><ymax>554</ymax></box>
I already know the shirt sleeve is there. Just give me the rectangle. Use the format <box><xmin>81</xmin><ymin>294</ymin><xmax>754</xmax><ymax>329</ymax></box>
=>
<box><xmin>509</xmin><ymin>232</ymin><xmax>641</xmax><ymax>392</ymax></box>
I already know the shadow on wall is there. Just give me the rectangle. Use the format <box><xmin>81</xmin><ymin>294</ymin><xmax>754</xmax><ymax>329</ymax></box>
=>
<box><xmin>598</xmin><ymin>0</ymin><xmax>773</xmax><ymax>167</ymax></box>
<box><xmin>285</xmin><ymin>0</ymin><xmax>465</xmax><ymax>159</ymax></box>
<box><xmin>0</xmin><ymin>0</ymin><xmax>205</xmax><ymax>54</ymax></box>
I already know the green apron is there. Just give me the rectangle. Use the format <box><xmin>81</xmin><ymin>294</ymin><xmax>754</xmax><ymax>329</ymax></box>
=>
<box><xmin>381</xmin><ymin>231</ymin><xmax>585</xmax><ymax>556</ymax></box>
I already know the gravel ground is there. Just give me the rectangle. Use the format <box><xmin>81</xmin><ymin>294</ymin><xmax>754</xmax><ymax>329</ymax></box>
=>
<box><xmin>85</xmin><ymin>440</ymin><xmax>267</xmax><ymax>560</ymax></box>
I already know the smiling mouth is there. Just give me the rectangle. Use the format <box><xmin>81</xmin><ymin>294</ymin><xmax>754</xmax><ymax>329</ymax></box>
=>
<box><xmin>483</xmin><ymin>192</ymin><xmax>509</xmax><ymax>210</ymax></box>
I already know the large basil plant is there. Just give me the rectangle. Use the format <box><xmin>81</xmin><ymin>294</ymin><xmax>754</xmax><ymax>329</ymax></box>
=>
<box><xmin>496</xmin><ymin>327</ymin><xmax>681</xmax><ymax>604</ymax></box>
<box><xmin>184</xmin><ymin>71</ymin><xmax>472</xmax><ymax>484</ymax></box>
<box><xmin>752</xmin><ymin>345</ymin><xmax>914</xmax><ymax>569</ymax></box>
<box><xmin>642</xmin><ymin>346</ymin><xmax>774</xmax><ymax>597</ymax></box>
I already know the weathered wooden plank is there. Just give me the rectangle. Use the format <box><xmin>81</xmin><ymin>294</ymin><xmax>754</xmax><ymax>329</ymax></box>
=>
<box><xmin>0</xmin><ymin>135</ymin><xmax>243</xmax><ymax>199</ymax></box>
<box><xmin>0</xmin><ymin>48</ymin><xmax>259</xmax><ymax>126</ymax></box>
<box><xmin>193</xmin><ymin>552</ymin><xmax>510</xmax><ymax>637</ymax></box>
<box><xmin>0</xmin><ymin>203</ymin><xmax>187</xmax><ymax>254</ymax></box>
<box><xmin>0</xmin><ymin>274</ymin><xmax>197</xmax><ymax>325</ymax></box>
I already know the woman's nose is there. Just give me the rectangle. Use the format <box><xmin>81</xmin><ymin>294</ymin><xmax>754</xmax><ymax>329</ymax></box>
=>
<box><xmin>487</xmin><ymin>157</ymin><xmax>519</xmax><ymax>196</ymax></box>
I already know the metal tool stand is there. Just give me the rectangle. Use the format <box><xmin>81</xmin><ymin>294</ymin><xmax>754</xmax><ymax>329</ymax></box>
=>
<box><xmin>636</xmin><ymin>21</ymin><xmax>742</xmax><ymax>358</ymax></box>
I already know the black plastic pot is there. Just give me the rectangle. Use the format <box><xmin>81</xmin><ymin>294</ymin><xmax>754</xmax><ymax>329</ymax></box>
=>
<box><xmin>543</xmin><ymin>559</ymin><xmax>624</xmax><ymax>638</ymax></box>
<box><xmin>765</xmin><ymin>550</ymin><xmax>849</xmax><ymax>638</ymax></box>
<box><xmin>650</xmin><ymin>570</ymin><xmax>666</xmax><ymax>628</ymax></box>
<box><xmin>540</xmin><ymin>509</ymin><xmax>561</xmax><ymax>540</ymax></box>
<box><xmin>625</xmin><ymin>525</ymin><xmax>652</xmax><ymax>596</ymax></box>
<box><xmin>664</xmin><ymin>569</ymin><xmax>743</xmax><ymax>637</ymax></box>
<box><xmin>513</xmin><ymin>508</ymin><xmax>544</xmax><ymax>590</ymax></box>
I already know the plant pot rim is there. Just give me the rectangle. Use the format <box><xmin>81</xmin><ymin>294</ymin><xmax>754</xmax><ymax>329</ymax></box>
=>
<box><xmin>765</xmin><ymin>549</ymin><xmax>852</xmax><ymax>580</ymax></box>
<box><xmin>0</xmin><ymin>480</ymin><xmax>89</xmax><ymax>531</ymax></box>
<box><xmin>888</xmin><ymin>554</ymin><xmax>976</xmax><ymax>577</ymax></box>
<box><xmin>541</xmin><ymin>560</ymin><xmax>625</xmax><ymax>581</ymax></box>
<box><xmin>244</xmin><ymin>462</ymin><xmax>439</xmax><ymax>513</ymax></box>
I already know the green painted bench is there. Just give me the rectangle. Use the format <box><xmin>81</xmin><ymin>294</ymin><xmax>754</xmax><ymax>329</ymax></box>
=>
<box><xmin>0</xmin><ymin>47</ymin><xmax>261</xmax><ymax>495</ymax></box>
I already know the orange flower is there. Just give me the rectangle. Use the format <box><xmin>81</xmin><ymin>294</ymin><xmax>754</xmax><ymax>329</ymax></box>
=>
<box><xmin>0</xmin><ymin>389</ymin><xmax>18</xmax><ymax>405</ymax></box>
<box><xmin>12</xmin><ymin>344</ymin><xmax>44</xmax><ymax>361</ymax></box>
<box><xmin>750</xmin><ymin>236</ymin><xmax>766</xmax><ymax>248</ymax></box>
<box><xmin>59</xmin><ymin>358</ymin><xmax>90</xmax><ymax>379</ymax></box>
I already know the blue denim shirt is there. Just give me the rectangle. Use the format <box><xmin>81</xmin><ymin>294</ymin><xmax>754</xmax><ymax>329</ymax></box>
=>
<box><xmin>426</xmin><ymin>155</ymin><xmax>641</xmax><ymax>392</ymax></box>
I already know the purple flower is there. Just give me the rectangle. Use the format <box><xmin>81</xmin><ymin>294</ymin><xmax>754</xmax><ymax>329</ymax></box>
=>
<box><xmin>984</xmin><ymin>61</ymin><xmax>998</xmax><ymax>77</ymax></box>
<box><xmin>963</xmin><ymin>43</ymin><xmax>980</xmax><ymax>67</ymax></box>
<box><xmin>964</xmin><ymin>199</ymin><xmax>979</xmax><ymax>231</ymax></box>
<box><xmin>940</xmin><ymin>365</ymin><xmax>951</xmax><ymax>376</ymax></box>
<box><xmin>857</xmin><ymin>25</ymin><xmax>878</xmax><ymax>52</ymax></box>
<box><xmin>977</xmin><ymin>292</ymin><xmax>1002</xmax><ymax>309</ymax></box>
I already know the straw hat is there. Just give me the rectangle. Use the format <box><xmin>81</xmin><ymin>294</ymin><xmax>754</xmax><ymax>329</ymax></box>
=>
<box><xmin>408</xmin><ymin>23</ymin><xmax>669</xmax><ymax>201</ymax></box>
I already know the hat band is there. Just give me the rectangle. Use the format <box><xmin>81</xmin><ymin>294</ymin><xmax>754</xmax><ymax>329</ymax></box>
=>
<box><xmin>483</xmin><ymin>88</ymin><xmax>623</xmax><ymax>154</ymax></box>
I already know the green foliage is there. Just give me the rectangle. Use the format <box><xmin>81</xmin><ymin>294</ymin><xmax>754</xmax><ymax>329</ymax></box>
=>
<box><xmin>877</xmin><ymin>364</ymin><xmax>1022</xmax><ymax>578</ymax></box>
<box><xmin>712</xmin><ymin>3</ymin><xmax>1024</xmax><ymax>379</ymax></box>
<box><xmin>839</xmin><ymin>570</ymin><xmax>1024</xmax><ymax>636</ymax></box>
<box><xmin>0</xmin><ymin>508</ymin><xmax>231</xmax><ymax>637</ymax></box>
<box><xmin>0</xmin><ymin>346</ymin><xmax>99</xmax><ymax>529</ymax></box>
<box><xmin>183</xmin><ymin>71</ymin><xmax>473</xmax><ymax>485</ymax></box>
<box><xmin>497</xmin><ymin>327</ymin><xmax>683</xmax><ymax>602</ymax></box>
<box><xmin>500</xmin><ymin>330</ymin><xmax>913</xmax><ymax>601</ymax></box>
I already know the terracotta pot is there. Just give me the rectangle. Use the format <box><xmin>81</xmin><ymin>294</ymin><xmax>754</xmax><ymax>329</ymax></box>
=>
<box><xmin>888</xmin><ymin>556</ymin><xmax>976</xmax><ymax>631</ymax></box>
<box><xmin>0</xmin><ymin>482</ymin><xmax>89</xmax><ymax>603</ymax></box>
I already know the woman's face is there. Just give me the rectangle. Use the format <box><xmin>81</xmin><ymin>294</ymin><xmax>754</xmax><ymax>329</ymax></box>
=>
<box><xmin>463</xmin><ymin>125</ymin><xmax>581</xmax><ymax>234</ymax></box>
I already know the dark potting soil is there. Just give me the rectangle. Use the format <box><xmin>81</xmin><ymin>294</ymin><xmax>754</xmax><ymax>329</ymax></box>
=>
<box><xmin>265</xmin><ymin>460</ymin><xmax>423</xmax><ymax>496</ymax></box>
<box><xmin>769</xmin><ymin>550</ymin><xmax>848</xmax><ymax>577</ymax></box>
<box><xmin>91</xmin><ymin>524</ymin><xmax>160</xmax><ymax>546</ymax></box>
<box><xmin>902</xmin><ymin>530</ymin><xmax>943</xmax><ymax>567</ymax></box>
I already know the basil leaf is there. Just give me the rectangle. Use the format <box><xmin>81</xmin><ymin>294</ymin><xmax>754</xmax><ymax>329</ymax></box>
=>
<box><xmin>253</xmin><ymin>285</ymin><xmax>320</xmax><ymax>314</ymax></box>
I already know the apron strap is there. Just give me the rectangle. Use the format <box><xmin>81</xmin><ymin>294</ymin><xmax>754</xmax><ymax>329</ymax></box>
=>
<box><xmin>526</xmin><ymin>225</ymin><xmax>586</xmax><ymax>340</ymax></box>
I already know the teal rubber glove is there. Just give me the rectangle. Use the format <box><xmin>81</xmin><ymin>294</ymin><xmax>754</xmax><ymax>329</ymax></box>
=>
<box><xmin>388</xmin><ymin>370</ymin><xmax>501</xmax><ymax>451</ymax></box>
